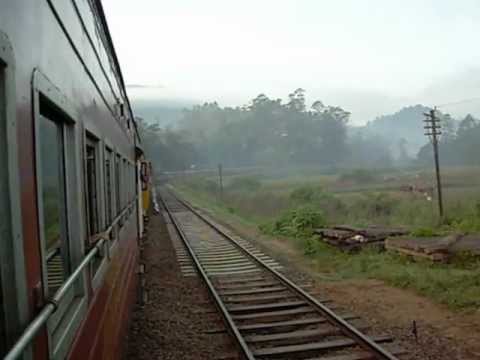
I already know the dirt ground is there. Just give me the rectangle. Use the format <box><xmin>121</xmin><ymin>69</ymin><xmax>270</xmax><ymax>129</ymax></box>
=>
<box><xmin>197</xmin><ymin>207</ymin><xmax>480</xmax><ymax>360</ymax></box>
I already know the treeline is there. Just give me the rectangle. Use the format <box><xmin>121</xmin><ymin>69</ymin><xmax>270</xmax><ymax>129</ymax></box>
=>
<box><xmin>417</xmin><ymin>114</ymin><xmax>480</xmax><ymax>166</ymax></box>
<box><xmin>138</xmin><ymin>89</ymin><xmax>392</xmax><ymax>171</ymax></box>
<box><xmin>136</xmin><ymin>88</ymin><xmax>480</xmax><ymax>172</ymax></box>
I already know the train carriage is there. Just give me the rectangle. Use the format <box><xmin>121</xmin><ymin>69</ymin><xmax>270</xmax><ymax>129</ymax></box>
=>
<box><xmin>0</xmin><ymin>0</ymin><xmax>144</xmax><ymax>358</ymax></box>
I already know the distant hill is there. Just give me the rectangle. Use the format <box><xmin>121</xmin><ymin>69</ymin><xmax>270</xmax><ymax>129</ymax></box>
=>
<box><xmin>131</xmin><ymin>98</ymin><xmax>194</xmax><ymax>127</ymax></box>
<box><xmin>361</xmin><ymin>104</ymin><xmax>431</xmax><ymax>157</ymax></box>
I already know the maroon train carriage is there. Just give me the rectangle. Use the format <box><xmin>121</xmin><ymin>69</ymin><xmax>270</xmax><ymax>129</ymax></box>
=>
<box><xmin>1</xmin><ymin>0</ymin><xmax>146</xmax><ymax>359</ymax></box>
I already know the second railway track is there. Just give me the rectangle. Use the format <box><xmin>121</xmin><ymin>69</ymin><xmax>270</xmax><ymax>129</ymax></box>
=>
<box><xmin>160</xmin><ymin>189</ymin><xmax>405</xmax><ymax>360</ymax></box>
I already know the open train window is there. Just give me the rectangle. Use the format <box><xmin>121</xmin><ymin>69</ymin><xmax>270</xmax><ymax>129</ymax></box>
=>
<box><xmin>38</xmin><ymin>113</ymin><xmax>71</xmax><ymax>295</ymax></box>
<box><xmin>85</xmin><ymin>135</ymin><xmax>100</xmax><ymax>238</ymax></box>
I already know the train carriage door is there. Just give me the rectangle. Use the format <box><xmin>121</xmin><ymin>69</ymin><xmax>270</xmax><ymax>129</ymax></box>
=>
<box><xmin>0</xmin><ymin>52</ymin><xmax>7</xmax><ymax>360</ymax></box>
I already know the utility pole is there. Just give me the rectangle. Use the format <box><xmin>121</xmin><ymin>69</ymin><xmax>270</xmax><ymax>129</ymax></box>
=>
<box><xmin>423</xmin><ymin>108</ymin><xmax>444</xmax><ymax>219</ymax></box>
<box><xmin>218</xmin><ymin>163</ymin><xmax>223</xmax><ymax>201</ymax></box>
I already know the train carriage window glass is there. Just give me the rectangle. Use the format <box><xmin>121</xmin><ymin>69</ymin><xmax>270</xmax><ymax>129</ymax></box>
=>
<box><xmin>115</xmin><ymin>154</ymin><xmax>121</xmax><ymax>215</ymax></box>
<box><xmin>121</xmin><ymin>159</ymin><xmax>128</xmax><ymax>209</ymax></box>
<box><xmin>124</xmin><ymin>162</ymin><xmax>128</xmax><ymax>206</ymax></box>
<box><xmin>39</xmin><ymin>115</ymin><xmax>70</xmax><ymax>295</ymax></box>
<box><xmin>105</xmin><ymin>148</ymin><xmax>113</xmax><ymax>226</ymax></box>
<box><xmin>85</xmin><ymin>137</ymin><xmax>99</xmax><ymax>237</ymax></box>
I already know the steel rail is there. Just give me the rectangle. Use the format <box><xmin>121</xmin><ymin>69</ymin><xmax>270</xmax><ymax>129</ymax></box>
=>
<box><xmin>169</xmin><ymin>190</ymin><xmax>399</xmax><ymax>360</ymax></box>
<box><xmin>159</xmin><ymin>195</ymin><xmax>255</xmax><ymax>360</ymax></box>
<box><xmin>4</xmin><ymin>199</ymin><xmax>136</xmax><ymax>360</ymax></box>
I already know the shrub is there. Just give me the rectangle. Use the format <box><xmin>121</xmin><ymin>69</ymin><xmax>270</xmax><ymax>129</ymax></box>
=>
<box><xmin>451</xmin><ymin>217</ymin><xmax>480</xmax><ymax>233</ymax></box>
<box><xmin>261</xmin><ymin>206</ymin><xmax>326</xmax><ymax>237</ymax></box>
<box><xmin>290</xmin><ymin>185</ymin><xmax>317</xmax><ymax>202</ymax></box>
<box><xmin>339</xmin><ymin>169</ymin><xmax>376</xmax><ymax>184</ymax></box>
<box><xmin>290</xmin><ymin>185</ymin><xmax>321</xmax><ymax>202</ymax></box>
<box><xmin>227</xmin><ymin>176</ymin><xmax>262</xmax><ymax>192</ymax></box>
<box><xmin>411</xmin><ymin>227</ymin><xmax>439</xmax><ymax>237</ymax></box>
<box><xmin>290</xmin><ymin>185</ymin><xmax>346</xmax><ymax>216</ymax></box>
<box><xmin>351</xmin><ymin>192</ymin><xmax>396</xmax><ymax>218</ymax></box>
<box><xmin>184</xmin><ymin>178</ymin><xmax>218</xmax><ymax>194</ymax></box>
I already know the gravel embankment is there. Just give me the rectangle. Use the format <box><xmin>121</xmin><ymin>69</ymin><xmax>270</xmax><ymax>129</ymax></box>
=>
<box><xmin>125</xmin><ymin>212</ymin><xmax>240</xmax><ymax>360</ymax></box>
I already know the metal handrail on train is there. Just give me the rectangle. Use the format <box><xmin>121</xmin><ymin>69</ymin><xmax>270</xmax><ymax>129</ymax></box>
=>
<box><xmin>4</xmin><ymin>200</ymin><xmax>136</xmax><ymax>360</ymax></box>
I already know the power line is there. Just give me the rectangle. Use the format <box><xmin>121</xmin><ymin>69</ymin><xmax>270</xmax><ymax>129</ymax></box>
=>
<box><xmin>436</xmin><ymin>96</ymin><xmax>480</xmax><ymax>108</ymax></box>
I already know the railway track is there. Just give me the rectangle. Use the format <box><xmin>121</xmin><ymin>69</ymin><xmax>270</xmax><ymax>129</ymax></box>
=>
<box><xmin>160</xmin><ymin>189</ymin><xmax>405</xmax><ymax>360</ymax></box>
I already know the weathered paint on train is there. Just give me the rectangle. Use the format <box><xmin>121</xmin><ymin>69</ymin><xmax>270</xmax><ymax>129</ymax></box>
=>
<box><xmin>0</xmin><ymin>0</ymin><xmax>141</xmax><ymax>358</ymax></box>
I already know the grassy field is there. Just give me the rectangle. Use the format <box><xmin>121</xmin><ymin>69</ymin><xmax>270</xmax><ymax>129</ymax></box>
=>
<box><xmin>173</xmin><ymin>166</ymin><xmax>480</xmax><ymax>310</ymax></box>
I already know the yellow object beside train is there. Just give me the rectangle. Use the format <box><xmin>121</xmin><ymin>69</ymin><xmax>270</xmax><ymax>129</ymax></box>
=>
<box><xmin>140</xmin><ymin>160</ymin><xmax>152</xmax><ymax>214</ymax></box>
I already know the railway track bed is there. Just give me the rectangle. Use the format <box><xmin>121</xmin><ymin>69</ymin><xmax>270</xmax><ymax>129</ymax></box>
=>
<box><xmin>160</xmin><ymin>189</ymin><xmax>407</xmax><ymax>360</ymax></box>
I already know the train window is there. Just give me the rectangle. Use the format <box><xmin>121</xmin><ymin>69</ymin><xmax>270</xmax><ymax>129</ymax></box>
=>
<box><xmin>123</xmin><ymin>159</ymin><xmax>127</xmax><ymax>208</ymax></box>
<box><xmin>38</xmin><ymin>114</ymin><xmax>70</xmax><ymax>295</ymax></box>
<box><xmin>115</xmin><ymin>154</ymin><xmax>121</xmax><ymax>215</ymax></box>
<box><xmin>33</xmin><ymin>69</ymin><xmax>85</xmax><ymax>359</ymax></box>
<box><xmin>85</xmin><ymin>136</ymin><xmax>100</xmax><ymax>237</ymax></box>
<box><xmin>104</xmin><ymin>147</ymin><xmax>113</xmax><ymax>226</ymax></box>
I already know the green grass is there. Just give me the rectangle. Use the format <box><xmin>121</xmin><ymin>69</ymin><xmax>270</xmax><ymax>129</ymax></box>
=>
<box><xmin>304</xmin><ymin>240</ymin><xmax>480</xmax><ymax>309</ymax></box>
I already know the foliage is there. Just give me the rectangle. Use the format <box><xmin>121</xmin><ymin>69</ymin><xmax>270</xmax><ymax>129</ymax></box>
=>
<box><xmin>227</xmin><ymin>176</ymin><xmax>262</xmax><ymax>192</ymax></box>
<box><xmin>339</xmin><ymin>169</ymin><xmax>376</xmax><ymax>184</ymax></box>
<box><xmin>260</xmin><ymin>206</ymin><xmax>326</xmax><ymax>237</ymax></box>
<box><xmin>364</xmin><ymin>104</ymin><xmax>431</xmax><ymax>158</ymax></box>
<box><xmin>136</xmin><ymin>118</ymin><xmax>198</xmax><ymax>171</ymax></box>
<box><xmin>183</xmin><ymin>178</ymin><xmax>218</xmax><ymax>194</ymax></box>
<box><xmin>138</xmin><ymin>89</ymin><xmax>355</xmax><ymax>171</ymax></box>
<box><xmin>417</xmin><ymin>113</ymin><xmax>480</xmax><ymax>166</ymax></box>
<box><xmin>451</xmin><ymin>217</ymin><xmax>480</xmax><ymax>233</ymax></box>
<box><xmin>289</xmin><ymin>185</ymin><xmax>324</xmax><ymax>202</ymax></box>
<box><xmin>410</xmin><ymin>227</ymin><xmax>440</xmax><ymax>237</ymax></box>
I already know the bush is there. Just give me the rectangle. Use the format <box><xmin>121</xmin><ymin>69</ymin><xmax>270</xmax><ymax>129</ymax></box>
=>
<box><xmin>290</xmin><ymin>185</ymin><xmax>323</xmax><ymax>202</ymax></box>
<box><xmin>184</xmin><ymin>178</ymin><xmax>219</xmax><ymax>194</ymax></box>
<box><xmin>290</xmin><ymin>185</ymin><xmax>346</xmax><ymax>216</ymax></box>
<box><xmin>339</xmin><ymin>169</ymin><xmax>376</xmax><ymax>184</ymax></box>
<box><xmin>261</xmin><ymin>206</ymin><xmax>326</xmax><ymax>237</ymax></box>
<box><xmin>351</xmin><ymin>192</ymin><xmax>396</xmax><ymax>218</ymax></box>
<box><xmin>227</xmin><ymin>176</ymin><xmax>262</xmax><ymax>192</ymax></box>
<box><xmin>451</xmin><ymin>217</ymin><xmax>480</xmax><ymax>233</ymax></box>
<box><xmin>411</xmin><ymin>227</ymin><xmax>439</xmax><ymax>237</ymax></box>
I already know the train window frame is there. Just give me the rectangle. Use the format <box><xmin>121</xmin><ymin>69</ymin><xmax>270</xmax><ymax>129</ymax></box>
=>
<box><xmin>103</xmin><ymin>143</ymin><xmax>116</xmax><ymax>245</ymax></box>
<box><xmin>32</xmin><ymin>70</ymin><xmax>87</xmax><ymax>359</ymax></box>
<box><xmin>114</xmin><ymin>152</ymin><xmax>122</xmax><ymax>222</ymax></box>
<box><xmin>122</xmin><ymin>158</ymin><xmax>128</xmax><ymax>221</ymax></box>
<box><xmin>83</xmin><ymin>128</ymin><xmax>108</xmax><ymax>289</ymax></box>
<box><xmin>0</xmin><ymin>32</ymin><xmax>28</xmax><ymax>358</ymax></box>
<box><xmin>103</xmin><ymin>143</ymin><xmax>114</xmax><ymax>226</ymax></box>
<box><xmin>83</xmin><ymin>131</ymin><xmax>103</xmax><ymax>239</ymax></box>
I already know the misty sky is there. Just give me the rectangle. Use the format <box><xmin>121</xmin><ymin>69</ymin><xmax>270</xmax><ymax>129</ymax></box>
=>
<box><xmin>103</xmin><ymin>0</ymin><xmax>480</xmax><ymax>124</ymax></box>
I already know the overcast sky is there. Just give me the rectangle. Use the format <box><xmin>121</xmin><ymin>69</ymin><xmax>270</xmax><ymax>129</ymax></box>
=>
<box><xmin>103</xmin><ymin>0</ymin><xmax>480</xmax><ymax>124</ymax></box>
